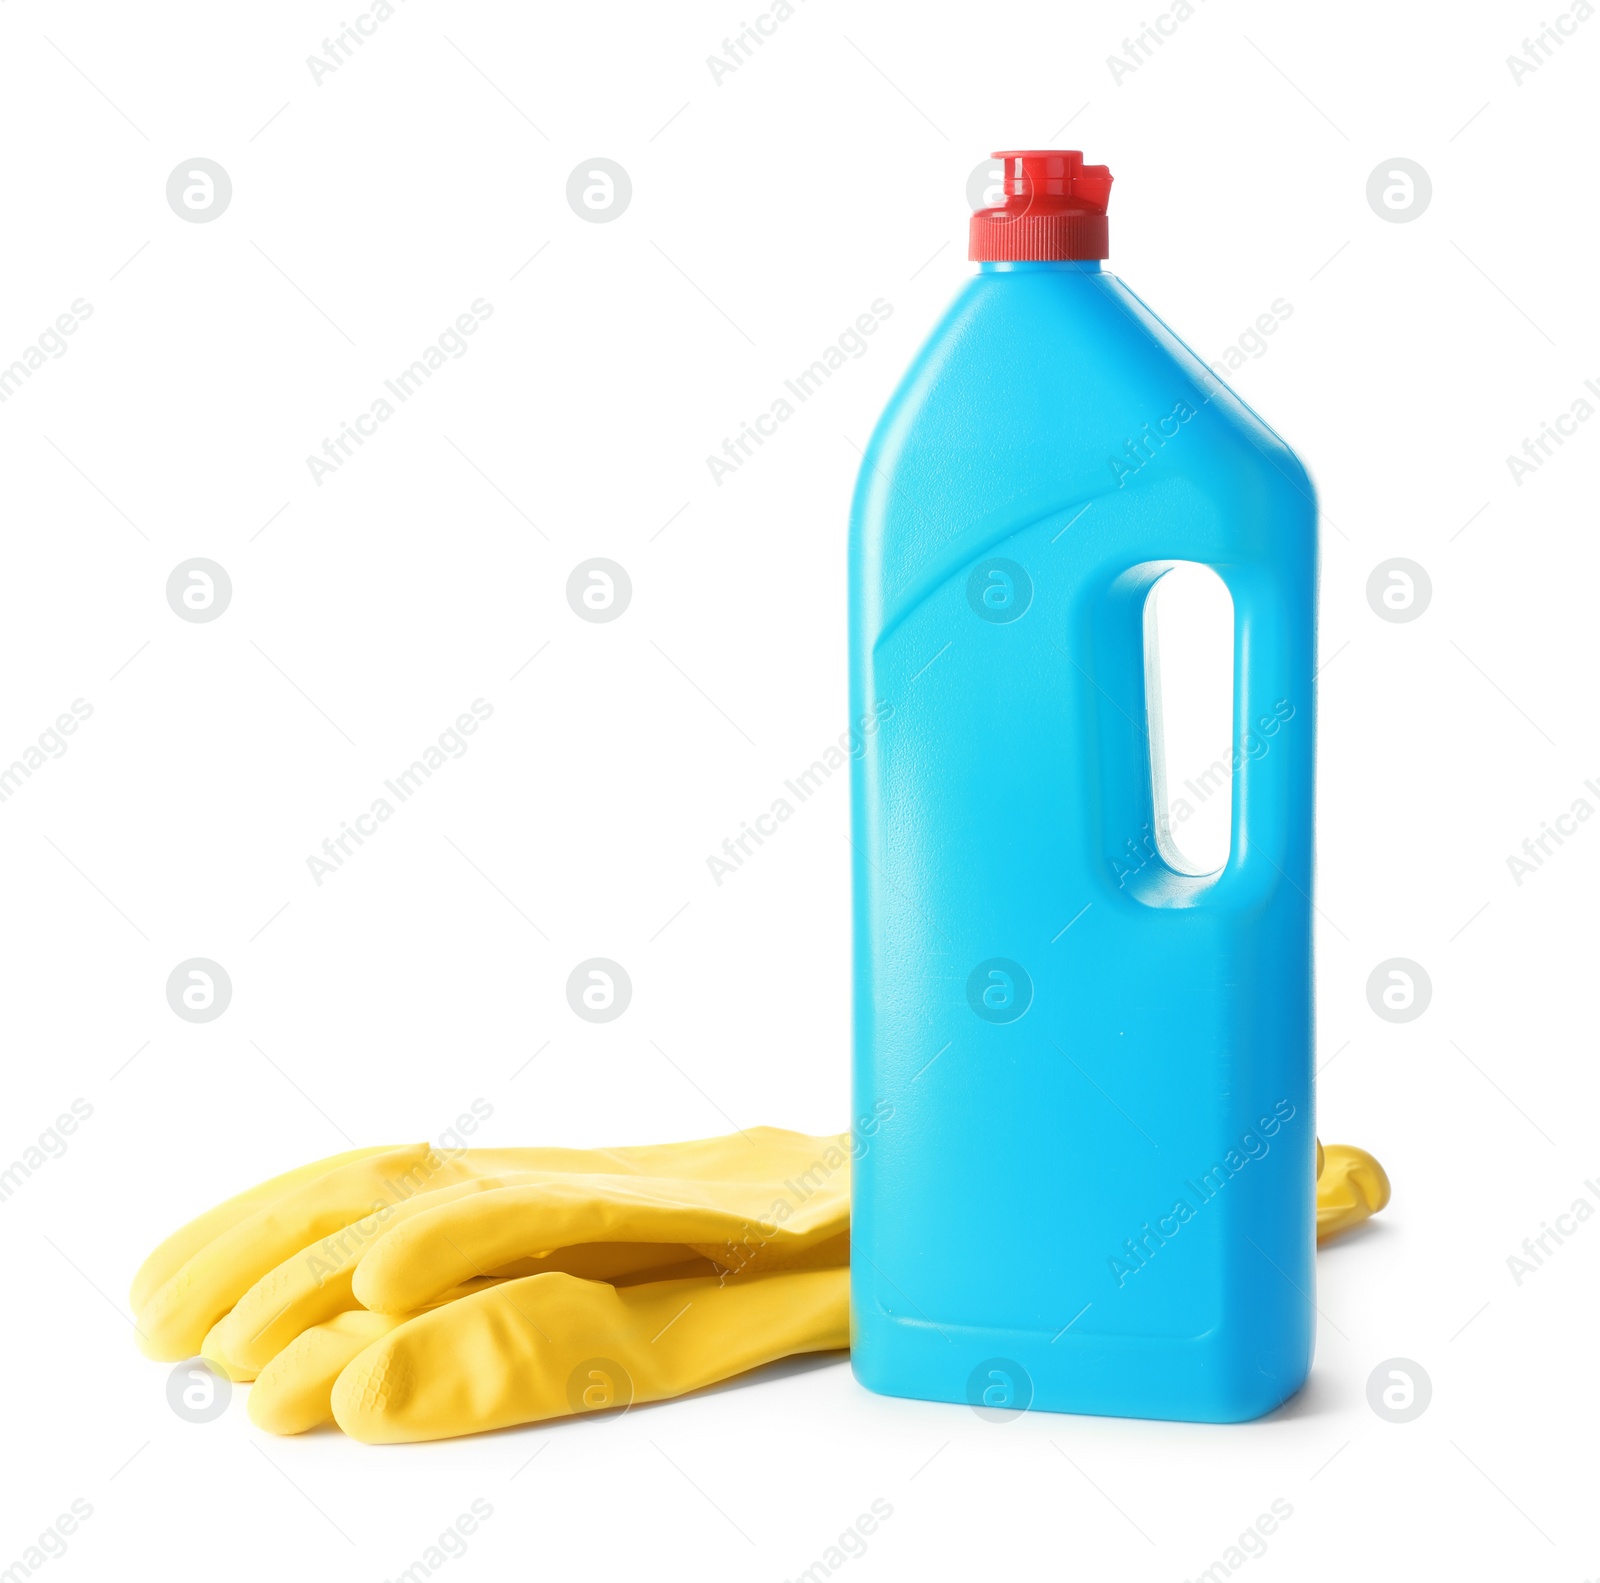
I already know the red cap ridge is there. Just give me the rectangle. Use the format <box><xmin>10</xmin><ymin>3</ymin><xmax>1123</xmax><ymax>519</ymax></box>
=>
<box><xmin>969</xmin><ymin>150</ymin><xmax>1112</xmax><ymax>262</ymax></box>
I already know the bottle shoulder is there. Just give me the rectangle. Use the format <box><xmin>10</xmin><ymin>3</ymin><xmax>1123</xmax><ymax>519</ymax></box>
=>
<box><xmin>852</xmin><ymin>268</ymin><xmax>1314</xmax><ymax>533</ymax></box>
<box><xmin>848</xmin><ymin>270</ymin><xmax>1317</xmax><ymax>646</ymax></box>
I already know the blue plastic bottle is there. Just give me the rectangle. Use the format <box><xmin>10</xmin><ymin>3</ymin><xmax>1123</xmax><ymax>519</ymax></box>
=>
<box><xmin>848</xmin><ymin>152</ymin><xmax>1317</xmax><ymax>1423</ymax></box>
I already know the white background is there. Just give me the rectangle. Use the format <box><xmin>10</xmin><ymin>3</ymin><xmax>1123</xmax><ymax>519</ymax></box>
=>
<box><xmin>2</xmin><ymin>0</ymin><xmax>1596</xmax><ymax>1578</ymax></box>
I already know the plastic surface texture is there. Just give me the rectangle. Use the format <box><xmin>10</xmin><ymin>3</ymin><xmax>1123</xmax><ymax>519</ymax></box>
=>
<box><xmin>848</xmin><ymin>239</ymin><xmax>1318</xmax><ymax>1422</ymax></box>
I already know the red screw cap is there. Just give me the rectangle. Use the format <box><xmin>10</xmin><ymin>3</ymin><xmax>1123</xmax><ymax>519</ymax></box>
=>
<box><xmin>969</xmin><ymin>150</ymin><xmax>1113</xmax><ymax>262</ymax></box>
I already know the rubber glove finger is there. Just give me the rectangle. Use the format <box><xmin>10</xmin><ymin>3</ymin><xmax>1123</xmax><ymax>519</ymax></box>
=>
<box><xmin>206</xmin><ymin>1267</ymin><xmax>359</xmax><ymax>1382</ymax></box>
<box><xmin>204</xmin><ymin>1173</ymin><xmax>565</xmax><ymax>1377</ymax></box>
<box><xmin>1316</xmin><ymin>1143</ymin><xmax>1391</xmax><ymax>1241</ymax></box>
<box><xmin>354</xmin><ymin>1170</ymin><xmax>850</xmax><ymax>1314</ymax></box>
<box><xmin>250</xmin><ymin>1311</ymin><xmax>409</xmax><ymax>1435</ymax></box>
<box><xmin>211</xmin><ymin>1174</ymin><xmax>713</xmax><ymax>1378</ymax></box>
<box><xmin>201</xmin><ymin>1316</ymin><xmax>264</xmax><ymax>1384</ymax></box>
<box><xmin>247</xmin><ymin>1280</ymin><xmax>509</xmax><ymax>1436</ymax></box>
<box><xmin>332</xmin><ymin>1265</ymin><xmax>849</xmax><ymax>1444</ymax></box>
<box><xmin>130</xmin><ymin>1145</ymin><xmax>397</xmax><ymax>1314</ymax></box>
<box><xmin>139</xmin><ymin>1144</ymin><xmax>472</xmax><ymax>1361</ymax></box>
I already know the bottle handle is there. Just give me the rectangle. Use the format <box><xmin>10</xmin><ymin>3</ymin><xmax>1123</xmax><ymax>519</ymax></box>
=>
<box><xmin>1215</xmin><ymin>559</ymin><xmax>1313</xmax><ymax>901</ymax></box>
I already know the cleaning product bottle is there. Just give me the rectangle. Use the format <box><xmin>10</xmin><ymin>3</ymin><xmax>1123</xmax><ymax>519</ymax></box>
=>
<box><xmin>848</xmin><ymin>151</ymin><xmax>1317</xmax><ymax>1423</ymax></box>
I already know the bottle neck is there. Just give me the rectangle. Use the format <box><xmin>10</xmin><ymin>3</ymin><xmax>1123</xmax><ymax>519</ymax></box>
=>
<box><xmin>977</xmin><ymin>260</ymin><xmax>1104</xmax><ymax>274</ymax></box>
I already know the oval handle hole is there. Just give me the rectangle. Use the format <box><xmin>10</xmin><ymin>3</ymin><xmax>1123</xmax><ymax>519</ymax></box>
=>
<box><xmin>1143</xmin><ymin>563</ymin><xmax>1235</xmax><ymax>876</ymax></box>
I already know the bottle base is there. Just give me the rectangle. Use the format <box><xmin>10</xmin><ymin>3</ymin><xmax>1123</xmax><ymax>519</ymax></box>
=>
<box><xmin>850</xmin><ymin>1306</ymin><xmax>1310</xmax><ymax>1425</ymax></box>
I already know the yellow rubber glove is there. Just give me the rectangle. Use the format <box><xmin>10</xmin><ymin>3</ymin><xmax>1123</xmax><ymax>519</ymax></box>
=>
<box><xmin>131</xmin><ymin>1145</ymin><xmax>396</xmax><ymax>1315</ymax></box>
<box><xmin>136</xmin><ymin>1128</ymin><xmax>850</xmax><ymax>1366</ymax></box>
<box><xmin>1315</xmin><ymin>1141</ymin><xmax>1391</xmax><ymax>1241</ymax></box>
<box><xmin>351</xmin><ymin>1167</ymin><xmax>850</xmax><ymax>1314</ymax></box>
<box><xmin>331</xmin><ymin>1266</ymin><xmax>849</xmax><ymax>1443</ymax></box>
<box><xmin>201</xmin><ymin>1170</ymin><xmax>711</xmax><ymax>1382</ymax></box>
